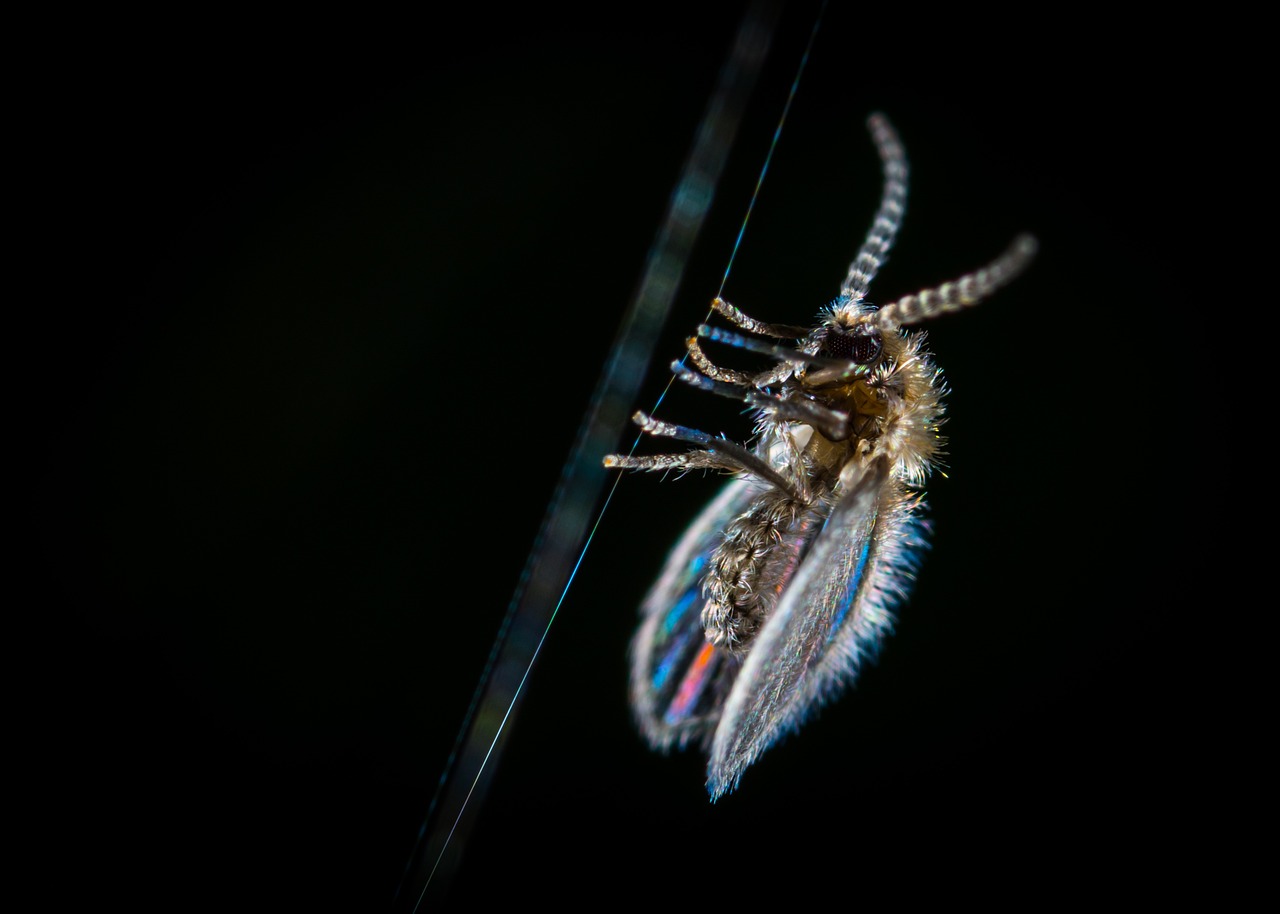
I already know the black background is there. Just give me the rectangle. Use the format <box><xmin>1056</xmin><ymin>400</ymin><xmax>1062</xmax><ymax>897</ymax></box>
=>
<box><xmin>28</xmin><ymin>3</ymin><xmax>1196</xmax><ymax>909</ymax></box>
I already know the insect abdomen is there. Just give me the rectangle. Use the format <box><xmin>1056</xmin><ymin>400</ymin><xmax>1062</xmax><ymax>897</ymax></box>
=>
<box><xmin>700</xmin><ymin>490</ymin><xmax>813</xmax><ymax>653</ymax></box>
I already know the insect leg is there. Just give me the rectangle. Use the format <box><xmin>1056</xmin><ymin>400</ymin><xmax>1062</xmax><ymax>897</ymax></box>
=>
<box><xmin>606</xmin><ymin>411</ymin><xmax>799</xmax><ymax>497</ymax></box>
<box><xmin>697</xmin><ymin>325</ymin><xmax>866</xmax><ymax>375</ymax></box>
<box><xmin>604</xmin><ymin>452</ymin><xmax>740</xmax><ymax>474</ymax></box>
<box><xmin>711</xmin><ymin>297</ymin><xmax>810</xmax><ymax>339</ymax></box>
<box><xmin>745</xmin><ymin>390</ymin><xmax>852</xmax><ymax>442</ymax></box>
<box><xmin>672</xmin><ymin>361</ymin><xmax>849</xmax><ymax>447</ymax></box>
<box><xmin>670</xmin><ymin>361</ymin><xmax>755</xmax><ymax>401</ymax></box>
<box><xmin>684</xmin><ymin>336</ymin><xmax>757</xmax><ymax>385</ymax></box>
<box><xmin>680</xmin><ymin>344</ymin><xmax>802</xmax><ymax>413</ymax></box>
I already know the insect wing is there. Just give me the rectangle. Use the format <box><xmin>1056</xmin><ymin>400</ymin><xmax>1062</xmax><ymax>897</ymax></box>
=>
<box><xmin>629</xmin><ymin>476</ymin><xmax>765</xmax><ymax>753</ymax></box>
<box><xmin>708</xmin><ymin>457</ymin><xmax>901</xmax><ymax>798</ymax></box>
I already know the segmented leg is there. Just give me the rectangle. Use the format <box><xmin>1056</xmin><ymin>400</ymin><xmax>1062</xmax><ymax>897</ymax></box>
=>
<box><xmin>711</xmin><ymin>297</ymin><xmax>810</xmax><ymax>339</ymax></box>
<box><xmin>604</xmin><ymin>412</ymin><xmax>798</xmax><ymax>497</ymax></box>
<box><xmin>746</xmin><ymin>391</ymin><xmax>852</xmax><ymax>442</ymax></box>
<box><xmin>671</xmin><ymin>361</ymin><xmax>752</xmax><ymax>400</ymax></box>
<box><xmin>604</xmin><ymin>451</ymin><xmax>739</xmax><ymax>474</ymax></box>
<box><xmin>697</xmin><ymin>325</ymin><xmax>860</xmax><ymax>372</ymax></box>
<box><xmin>680</xmin><ymin>343</ymin><xmax>797</xmax><ymax>393</ymax></box>
<box><xmin>840</xmin><ymin>112</ymin><xmax>909</xmax><ymax>304</ymax></box>
<box><xmin>684</xmin><ymin>336</ymin><xmax>756</xmax><ymax>385</ymax></box>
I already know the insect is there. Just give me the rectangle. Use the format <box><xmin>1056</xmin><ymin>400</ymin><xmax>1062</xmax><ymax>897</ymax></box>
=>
<box><xmin>604</xmin><ymin>113</ymin><xmax>1037</xmax><ymax>800</ymax></box>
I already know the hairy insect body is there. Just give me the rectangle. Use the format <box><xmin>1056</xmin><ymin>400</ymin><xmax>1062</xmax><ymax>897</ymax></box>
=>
<box><xmin>702</xmin><ymin>305</ymin><xmax>942</xmax><ymax>650</ymax></box>
<box><xmin>702</xmin><ymin>486</ymin><xmax>803</xmax><ymax>652</ymax></box>
<box><xmin>608</xmin><ymin>113</ymin><xmax>1036</xmax><ymax>799</ymax></box>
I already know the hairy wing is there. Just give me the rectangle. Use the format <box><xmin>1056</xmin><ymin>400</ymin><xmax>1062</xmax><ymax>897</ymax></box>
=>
<box><xmin>629</xmin><ymin>477</ymin><xmax>763</xmax><ymax>752</ymax></box>
<box><xmin>707</xmin><ymin>457</ymin><xmax>928</xmax><ymax>799</ymax></box>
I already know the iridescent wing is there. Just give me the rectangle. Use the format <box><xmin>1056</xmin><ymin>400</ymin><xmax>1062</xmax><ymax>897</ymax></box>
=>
<box><xmin>706</xmin><ymin>457</ymin><xmax>928</xmax><ymax>798</ymax></box>
<box><xmin>629</xmin><ymin>477</ymin><xmax>763</xmax><ymax>752</ymax></box>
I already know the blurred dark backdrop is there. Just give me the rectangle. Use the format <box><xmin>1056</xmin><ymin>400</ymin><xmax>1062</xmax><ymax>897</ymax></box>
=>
<box><xmin>26</xmin><ymin>3</ymin><xmax>1192</xmax><ymax>908</ymax></box>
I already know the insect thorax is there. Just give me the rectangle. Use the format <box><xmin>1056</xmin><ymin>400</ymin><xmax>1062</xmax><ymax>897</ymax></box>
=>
<box><xmin>698</xmin><ymin>316</ymin><xmax>944</xmax><ymax>655</ymax></box>
<box><xmin>808</xmin><ymin>314</ymin><xmax>946</xmax><ymax>489</ymax></box>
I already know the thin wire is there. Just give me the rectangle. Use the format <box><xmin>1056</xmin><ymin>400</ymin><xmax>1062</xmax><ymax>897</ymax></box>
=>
<box><xmin>716</xmin><ymin>1</ymin><xmax>827</xmax><ymax>301</ymax></box>
<box><xmin>394</xmin><ymin>6</ymin><xmax>781</xmax><ymax>908</ymax></box>
<box><xmin>399</xmin><ymin>3</ymin><xmax>828</xmax><ymax>907</ymax></box>
<box><xmin>637</xmin><ymin>0</ymin><xmax>827</xmax><ymax>456</ymax></box>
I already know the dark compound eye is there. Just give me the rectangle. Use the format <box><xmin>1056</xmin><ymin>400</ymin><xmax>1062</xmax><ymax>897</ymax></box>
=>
<box><xmin>821</xmin><ymin>325</ymin><xmax>883</xmax><ymax>365</ymax></box>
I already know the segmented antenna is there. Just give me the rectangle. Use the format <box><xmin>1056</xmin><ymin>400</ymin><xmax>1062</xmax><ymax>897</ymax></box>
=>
<box><xmin>839</xmin><ymin>112</ymin><xmax>909</xmax><ymax>304</ymax></box>
<box><xmin>870</xmin><ymin>234</ymin><xmax>1039</xmax><ymax>330</ymax></box>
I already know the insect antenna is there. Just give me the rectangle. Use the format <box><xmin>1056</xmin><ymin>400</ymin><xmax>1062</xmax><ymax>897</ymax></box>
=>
<box><xmin>840</xmin><ymin>112</ymin><xmax>909</xmax><ymax>304</ymax></box>
<box><xmin>869</xmin><ymin>234</ymin><xmax>1040</xmax><ymax>330</ymax></box>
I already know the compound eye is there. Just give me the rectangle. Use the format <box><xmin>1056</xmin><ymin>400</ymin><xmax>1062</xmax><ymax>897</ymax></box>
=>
<box><xmin>821</xmin><ymin>325</ymin><xmax>883</xmax><ymax>365</ymax></box>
